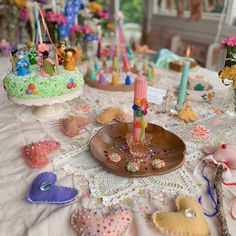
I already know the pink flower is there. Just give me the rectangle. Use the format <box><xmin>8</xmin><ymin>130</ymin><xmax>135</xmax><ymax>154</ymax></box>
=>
<box><xmin>20</xmin><ymin>8</ymin><xmax>29</xmax><ymax>21</ymax></box>
<box><xmin>57</xmin><ymin>14</ymin><xmax>67</xmax><ymax>25</ymax></box>
<box><xmin>212</xmin><ymin>119</ymin><xmax>221</xmax><ymax>126</ymax></box>
<box><xmin>71</xmin><ymin>24</ymin><xmax>82</xmax><ymax>33</ymax></box>
<box><xmin>138</xmin><ymin>206</ymin><xmax>147</xmax><ymax>214</ymax></box>
<box><xmin>212</xmin><ymin>106</ymin><xmax>223</xmax><ymax>115</ymax></box>
<box><xmin>75</xmin><ymin>104</ymin><xmax>92</xmax><ymax>113</ymax></box>
<box><xmin>97</xmin><ymin>10</ymin><xmax>109</xmax><ymax>20</ymax></box>
<box><xmin>221</xmin><ymin>36</ymin><xmax>236</xmax><ymax>48</ymax></box>
<box><xmin>82</xmin><ymin>25</ymin><xmax>93</xmax><ymax>34</ymax></box>
<box><xmin>46</xmin><ymin>11</ymin><xmax>57</xmax><ymax>22</ymax></box>
<box><xmin>191</xmin><ymin>125</ymin><xmax>210</xmax><ymax>139</ymax></box>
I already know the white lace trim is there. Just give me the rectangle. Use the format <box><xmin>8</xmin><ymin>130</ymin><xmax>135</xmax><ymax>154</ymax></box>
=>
<box><xmin>53</xmin><ymin>141</ymin><xmax>201</xmax><ymax>206</ymax></box>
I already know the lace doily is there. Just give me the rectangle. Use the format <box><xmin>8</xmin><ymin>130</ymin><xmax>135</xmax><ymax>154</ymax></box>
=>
<box><xmin>53</xmin><ymin>141</ymin><xmax>201</xmax><ymax>206</ymax></box>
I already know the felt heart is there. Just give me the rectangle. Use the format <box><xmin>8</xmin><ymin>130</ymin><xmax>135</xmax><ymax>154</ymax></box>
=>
<box><xmin>71</xmin><ymin>207</ymin><xmax>133</xmax><ymax>236</ymax></box>
<box><xmin>202</xmin><ymin>143</ymin><xmax>236</xmax><ymax>169</ymax></box>
<box><xmin>27</xmin><ymin>172</ymin><xmax>78</xmax><ymax>204</ymax></box>
<box><xmin>60</xmin><ymin>116</ymin><xmax>90</xmax><ymax>138</ymax></box>
<box><xmin>152</xmin><ymin>195</ymin><xmax>210</xmax><ymax>236</ymax></box>
<box><xmin>20</xmin><ymin>140</ymin><xmax>60</xmax><ymax>168</ymax></box>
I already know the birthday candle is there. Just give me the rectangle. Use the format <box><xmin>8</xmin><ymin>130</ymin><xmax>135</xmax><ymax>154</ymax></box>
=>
<box><xmin>177</xmin><ymin>61</ymin><xmax>190</xmax><ymax>106</ymax></box>
<box><xmin>133</xmin><ymin>74</ymin><xmax>148</xmax><ymax>141</ymax></box>
<box><xmin>112</xmin><ymin>72</ymin><xmax>118</xmax><ymax>85</ymax></box>
<box><xmin>99</xmin><ymin>72</ymin><xmax>106</xmax><ymax>84</ymax></box>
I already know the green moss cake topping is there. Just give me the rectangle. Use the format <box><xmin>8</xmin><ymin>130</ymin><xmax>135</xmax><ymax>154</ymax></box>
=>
<box><xmin>3</xmin><ymin>65</ymin><xmax>84</xmax><ymax>99</ymax></box>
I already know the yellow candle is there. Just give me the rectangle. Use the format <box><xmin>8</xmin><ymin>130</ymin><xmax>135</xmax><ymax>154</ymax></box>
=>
<box><xmin>151</xmin><ymin>67</ymin><xmax>156</xmax><ymax>78</ymax></box>
<box><xmin>186</xmin><ymin>46</ymin><xmax>191</xmax><ymax>58</ymax></box>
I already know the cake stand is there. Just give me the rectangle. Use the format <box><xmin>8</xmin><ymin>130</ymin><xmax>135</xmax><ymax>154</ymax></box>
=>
<box><xmin>9</xmin><ymin>89</ymin><xmax>82</xmax><ymax>121</ymax></box>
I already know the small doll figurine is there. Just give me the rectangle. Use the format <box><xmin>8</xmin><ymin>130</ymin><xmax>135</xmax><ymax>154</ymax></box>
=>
<box><xmin>64</xmin><ymin>49</ymin><xmax>76</xmax><ymax>71</ymax></box>
<box><xmin>15</xmin><ymin>51</ymin><xmax>31</xmax><ymax>76</ymax></box>
<box><xmin>161</xmin><ymin>88</ymin><xmax>174</xmax><ymax>113</ymax></box>
<box><xmin>38</xmin><ymin>43</ymin><xmax>55</xmax><ymax>77</ymax></box>
<box><xmin>178</xmin><ymin>100</ymin><xmax>198</xmax><ymax>122</ymax></box>
<box><xmin>57</xmin><ymin>43</ymin><xmax>66</xmax><ymax>65</ymax></box>
<box><xmin>28</xmin><ymin>47</ymin><xmax>37</xmax><ymax>65</ymax></box>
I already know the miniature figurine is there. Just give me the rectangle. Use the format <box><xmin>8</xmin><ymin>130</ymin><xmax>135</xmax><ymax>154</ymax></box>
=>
<box><xmin>15</xmin><ymin>51</ymin><xmax>31</xmax><ymax>76</ymax></box>
<box><xmin>64</xmin><ymin>48</ymin><xmax>76</xmax><ymax>71</ymax></box>
<box><xmin>28</xmin><ymin>47</ymin><xmax>37</xmax><ymax>65</ymax></box>
<box><xmin>57</xmin><ymin>43</ymin><xmax>66</xmax><ymax>65</ymax></box>
<box><xmin>161</xmin><ymin>88</ymin><xmax>175</xmax><ymax>113</ymax></box>
<box><xmin>38</xmin><ymin>43</ymin><xmax>55</xmax><ymax>77</ymax></box>
<box><xmin>178</xmin><ymin>100</ymin><xmax>198</xmax><ymax>122</ymax></box>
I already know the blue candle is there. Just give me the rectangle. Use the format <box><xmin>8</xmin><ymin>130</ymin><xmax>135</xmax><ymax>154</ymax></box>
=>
<box><xmin>125</xmin><ymin>75</ymin><xmax>131</xmax><ymax>85</ymax></box>
<box><xmin>177</xmin><ymin>61</ymin><xmax>190</xmax><ymax>106</ymax></box>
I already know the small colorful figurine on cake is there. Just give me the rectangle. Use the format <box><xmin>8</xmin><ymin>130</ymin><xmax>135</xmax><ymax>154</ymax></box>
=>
<box><xmin>15</xmin><ymin>50</ymin><xmax>31</xmax><ymax>76</ymax></box>
<box><xmin>38</xmin><ymin>43</ymin><xmax>55</xmax><ymax>77</ymax></box>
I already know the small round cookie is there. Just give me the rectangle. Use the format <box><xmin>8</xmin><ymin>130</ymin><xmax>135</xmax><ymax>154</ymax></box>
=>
<box><xmin>127</xmin><ymin>161</ymin><xmax>140</xmax><ymax>173</ymax></box>
<box><xmin>151</xmin><ymin>159</ymin><xmax>165</xmax><ymax>169</ymax></box>
<box><xmin>107</xmin><ymin>153</ymin><xmax>121</xmax><ymax>163</ymax></box>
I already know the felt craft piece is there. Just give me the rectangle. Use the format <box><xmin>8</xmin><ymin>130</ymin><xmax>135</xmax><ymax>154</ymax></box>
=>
<box><xmin>202</xmin><ymin>143</ymin><xmax>236</xmax><ymax>181</ymax></box>
<box><xmin>27</xmin><ymin>172</ymin><xmax>78</xmax><ymax>204</ymax></box>
<box><xmin>20</xmin><ymin>140</ymin><xmax>60</xmax><ymax>168</ymax></box>
<box><xmin>152</xmin><ymin>195</ymin><xmax>210</xmax><ymax>236</ymax></box>
<box><xmin>190</xmin><ymin>0</ymin><xmax>202</xmax><ymax>21</ymax></box>
<box><xmin>71</xmin><ymin>207</ymin><xmax>133</xmax><ymax>236</ymax></box>
<box><xmin>96</xmin><ymin>107</ymin><xmax>128</xmax><ymax>125</ymax></box>
<box><xmin>178</xmin><ymin>102</ymin><xmax>198</xmax><ymax>123</ymax></box>
<box><xmin>59</xmin><ymin>116</ymin><xmax>90</xmax><ymax>138</ymax></box>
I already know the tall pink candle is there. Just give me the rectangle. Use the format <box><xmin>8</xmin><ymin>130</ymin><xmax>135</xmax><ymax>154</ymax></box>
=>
<box><xmin>133</xmin><ymin>74</ymin><xmax>147</xmax><ymax>141</ymax></box>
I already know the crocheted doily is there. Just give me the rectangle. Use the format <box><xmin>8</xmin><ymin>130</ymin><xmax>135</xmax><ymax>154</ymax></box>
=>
<box><xmin>53</xmin><ymin>138</ymin><xmax>202</xmax><ymax>206</ymax></box>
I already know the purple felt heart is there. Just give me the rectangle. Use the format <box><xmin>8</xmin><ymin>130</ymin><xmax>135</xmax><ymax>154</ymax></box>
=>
<box><xmin>26</xmin><ymin>172</ymin><xmax>78</xmax><ymax>205</ymax></box>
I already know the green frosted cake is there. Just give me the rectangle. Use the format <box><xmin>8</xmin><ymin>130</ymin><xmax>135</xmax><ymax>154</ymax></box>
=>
<box><xmin>4</xmin><ymin>65</ymin><xmax>84</xmax><ymax>99</ymax></box>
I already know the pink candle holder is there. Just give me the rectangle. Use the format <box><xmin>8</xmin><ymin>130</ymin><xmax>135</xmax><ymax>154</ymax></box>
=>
<box><xmin>125</xmin><ymin>133</ymin><xmax>152</xmax><ymax>160</ymax></box>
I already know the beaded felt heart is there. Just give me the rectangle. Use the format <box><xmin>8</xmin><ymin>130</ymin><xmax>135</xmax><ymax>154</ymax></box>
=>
<box><xmin>152</xmin><ymin>195</ymin><xmax>210</xmax><ymax>236</ymax></box>
<box><xmin>71</xmin><ymin>207</ymin><xmax>133</xmax><ymax>236</ymax></box>
<box><xmin>20</xmin><ymin>140</ymin><xmax>60</xmax><ymax>168</ymax></box>
<box><xmin>27</xmin><ymin>172</ymin><xmax>78</xmax><ymax>204</ymax></box>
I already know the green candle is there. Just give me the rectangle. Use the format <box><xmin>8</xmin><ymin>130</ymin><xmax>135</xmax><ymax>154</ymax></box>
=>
<box><xmin>177</xmin><ymin>61</ymin><xmax>190</xmax><ymax>106</ymax></box>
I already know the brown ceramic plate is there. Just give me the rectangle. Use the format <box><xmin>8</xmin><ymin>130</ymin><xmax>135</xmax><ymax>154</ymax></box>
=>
<box><xmin>90</xmin><ymin>122</ymin><xmax>186</xmax><ymax>177</ymax></box>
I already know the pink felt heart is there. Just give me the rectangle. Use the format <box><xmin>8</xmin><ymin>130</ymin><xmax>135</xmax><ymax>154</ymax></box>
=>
<box><xmin>71</xmin><ymin>207</ymin><xmax>133</xmax><ymax>236</ymax></box>
<box><xmin>20</xmin><ymin>140</ymin><xmax>60</xmax><ymax>168</ymax></box>
<box><xmin>202</xmin><ymin>143</ymin><xmax>236</xmax><ymax>169</ymax></box>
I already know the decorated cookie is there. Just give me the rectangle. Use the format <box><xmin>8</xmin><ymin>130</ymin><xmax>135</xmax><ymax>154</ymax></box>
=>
<box><xmin>20</xmin><ymin>140</ymin><xmax>60</xmax><ymax>168</ymax></box>
<box><xmin>96</xmin><ymin>107</ymin><xmax>128</xmax><ymax>125</ymax></box>
<box><xmin>59</xmin><ymin>116</ymin><xmax>90</xmax><ymax>138</ymax></box>
<box><xmin>27</xmin><ymin>172</ymin><xmax>78</xmax><ymax>204</ymax></box>
<box><xmin>107</xmin><ymin>153</ymin><xmax>121</xmax><ymax>163</ymax></box>
<box><xmin>127</xmin><ymin>161</ymin><xmax>140</xmax><ymax>173</ymax></box>
<box><xmin>152</xmin><ymin>195</ymin><xmax>210</xmax><ymax>236</ymax></box>
<box><xmin>151</xmin><ymin>159</ymin><xmax>165</xmax><ymax>169</ymax></box>
<box><xmin>71</xmin><ymin>207</ymin><xmax>133</xmax><ymax>236</ymax></box>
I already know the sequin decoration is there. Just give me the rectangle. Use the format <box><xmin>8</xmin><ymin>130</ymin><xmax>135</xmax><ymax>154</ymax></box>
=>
<box><xmin>150</xmin><ymin>159</ymin><xmax>166</xmax><ymax>169</ymax></box>
<box><xmin>107</xmin><ymin>153</ymin><xmax>121</xmax><ymax>163</ymax></box>
<box><xmin>126</xmin><ymin>161</ymin><xmax>140</xmax><ymax>173</ymax></box>
<box><xmin>70</xmin><ymin>207</ymin><xmax>133</xmax><ymax>236</ymax></box>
